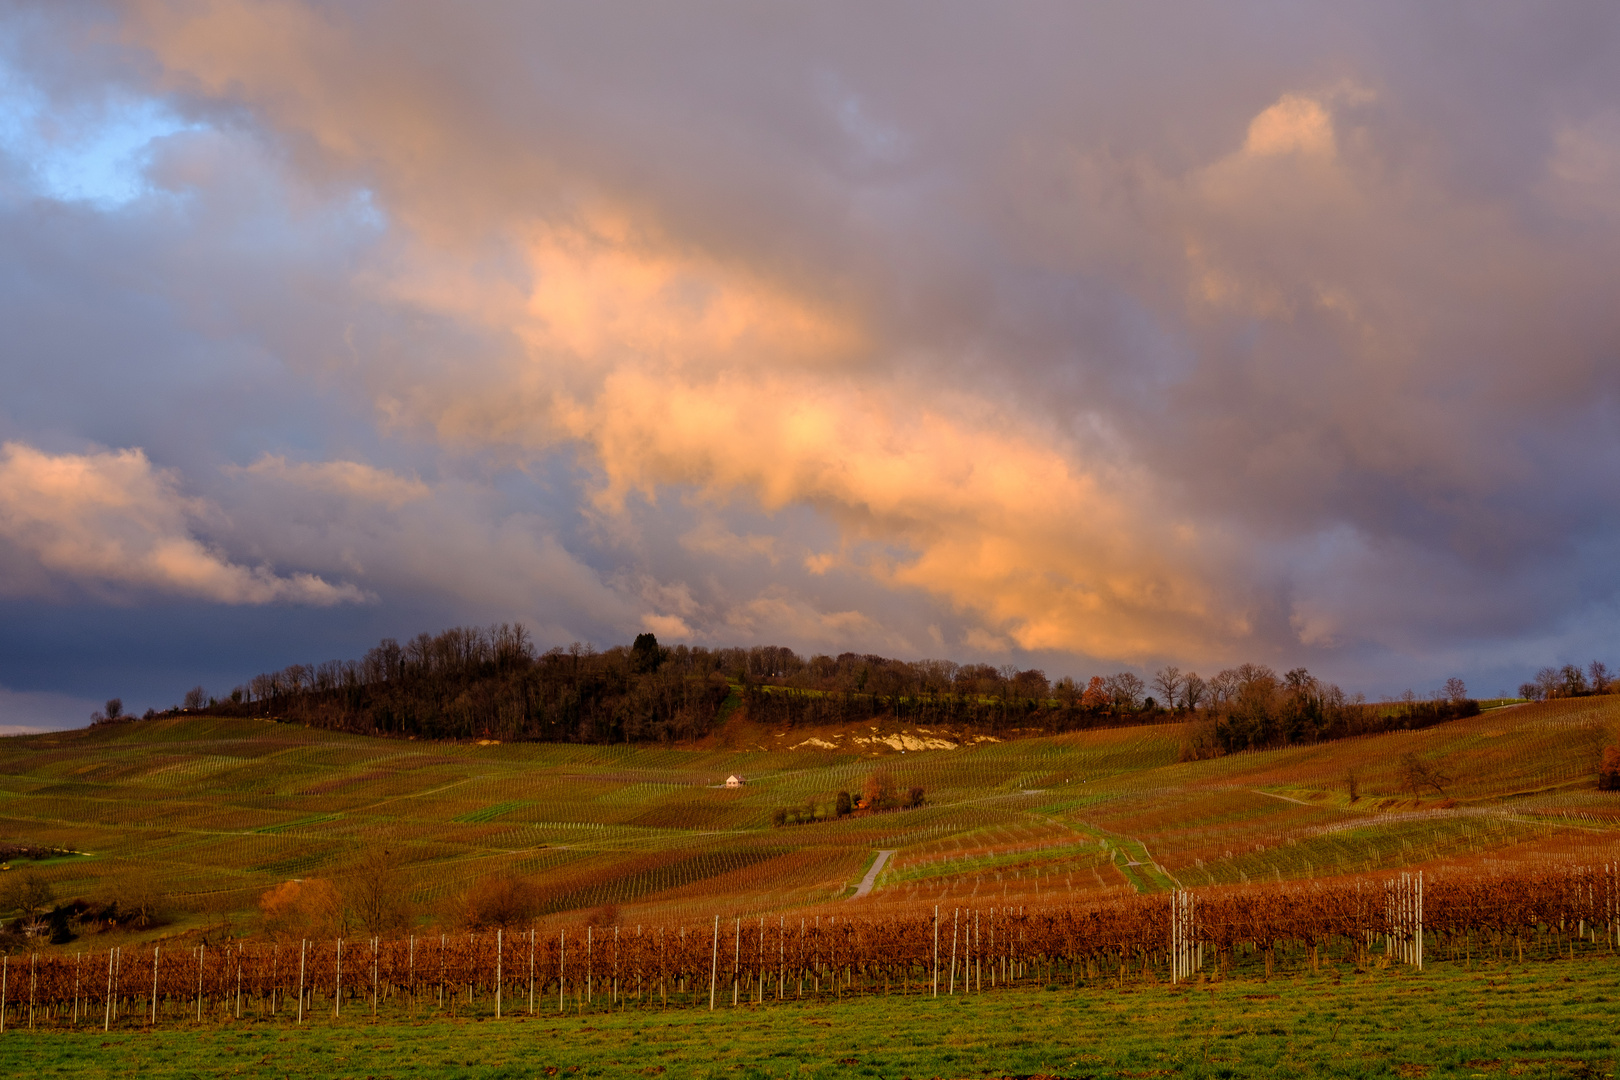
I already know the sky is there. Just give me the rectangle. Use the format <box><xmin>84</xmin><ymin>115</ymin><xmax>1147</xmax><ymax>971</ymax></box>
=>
<box><xmin>2</xmin><ymin>2</ymin><xmax>1618</xmax><ymax>729</ymax></box>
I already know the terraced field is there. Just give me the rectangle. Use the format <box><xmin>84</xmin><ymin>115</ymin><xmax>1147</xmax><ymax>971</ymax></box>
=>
<box><xmin>2</xmin><ymin>697</ymin><xmax>1618</xmax><ymax>945</ymax></box>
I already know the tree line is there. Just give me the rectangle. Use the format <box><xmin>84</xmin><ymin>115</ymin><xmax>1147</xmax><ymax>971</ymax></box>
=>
<box><xmin>170</xmin><ymin>625</ymin><xmax>1496</xmax><ymax>752</ymax></box>
<box><xmin>194</xmin><ymin>629</ymin><xmax>732</xmax><ymax>743</ymax></box>
<box><xmin>1519</xmin><ymin>661</ymin><xmax>1617</xmax><ymax>702</ymax></box>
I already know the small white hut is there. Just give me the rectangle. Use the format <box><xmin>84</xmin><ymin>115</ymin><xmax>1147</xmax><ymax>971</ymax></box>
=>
<box><xmin>725</xmin><ymin>774</ymin><xmax>746</xmax><ymax>788</ymax></box>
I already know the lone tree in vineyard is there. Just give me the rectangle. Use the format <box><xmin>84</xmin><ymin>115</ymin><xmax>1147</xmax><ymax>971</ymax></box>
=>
<box><xmin>1400</xmin><ymin>752</ymin><xmax>1453</xmax><ymax>797</ymax></box>
<box><xmin>341</xmin><ymin>844</ymin><xmax>414</xmax><ymax>934</ymax></box>
<box><xmin>2</xmin><ymin>870</ymin><xmax>55</xmax><ymax>936</ymax></box>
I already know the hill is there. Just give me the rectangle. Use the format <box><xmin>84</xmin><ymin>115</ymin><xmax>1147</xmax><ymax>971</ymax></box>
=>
<box><xmin>179</xmin><ymin>624</ymin><xmax>1478</xmax><ymax>749</ymax></box>
<box><xmin>2</xmin><ymin>694</ymin><xmax>1618</xmax><ymax>949</ymax></box>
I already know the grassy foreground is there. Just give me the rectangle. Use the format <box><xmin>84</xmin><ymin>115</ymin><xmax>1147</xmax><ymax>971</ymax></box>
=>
<box><xmin>4</xmin><ymin>956</ymin><xmax>1618</xmax><ymax>1079</ymax></box>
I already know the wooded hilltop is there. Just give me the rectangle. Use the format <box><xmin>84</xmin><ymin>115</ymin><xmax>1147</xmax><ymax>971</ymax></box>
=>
<box><xmin>159</xmin><ymin>625</ymin><xmax>1506</xmax><ymax>754</ymax></box>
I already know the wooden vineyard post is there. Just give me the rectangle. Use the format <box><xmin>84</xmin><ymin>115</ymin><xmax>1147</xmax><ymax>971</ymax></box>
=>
<box><xmin>1</xmin><ymin>954</ymin><xmax>6</xmax><ymax>1033</ymax></box>
<box><xmin>29</xmin><ymin>953</ymin><xmax>35</xmax><ymax>1030</ymax></box>
<box><xmin>1169</xmin><ymin>890</ymin><xmax>1200</xmax><ymax>984</ymax></box>
<box><xmin>779</xmin><ymin>916</ymin><xmax>786</xmax><ymax>1001</ymax></box>
<box><xmin>297</xmin><ymin>940</ymin><xmax>306</xmax><ymax>1025</ymax></box>
<box><xmin>1606</xmin><ymin>864</ymin><xmax>1613</xmax><ymax>951</ymax></box>
<box><xmin>150</xmin><ymin>945</ymin><xmax>160</xmax><ymax>1025</ymax></box>
<box><xmin>586</xmin><ymin>926</ymin><xmax>592</xmax><ymax>1006</ymax></box>
<box><xmin>949</xmin><ymin>908</ymin><xmax>958</xmax><ymax>995</ymax></box>
<box><xmin>1417</xmin><ymin>871</ymin><xmax>1424</xmax><ymax>971</ymax></box>
<box><xmin>104</xmin><ymin>949</ymin><xmax>114</xmax><ymax>1031</ymax></box>
<box><xmin>709</xmin><ymin>916</ymin><xmax>719</xmax><ymax>1011</ymax></box>
<box><xmin>529</xmin><ymin>928</ymin><xmax>535</xmax><ymax>1015</ymax></box>
<box><xmin>196</xmin><ymin>944</ymin><xmax>204</xmax><ymax>1021</ymax></box>
<box><xmin>757</xmin><ymin>916</ymin><xmax>764</xmax><ymax>1004</ymax></box>
<box><xmin>334</xmin><ymin>939</ymin><xmax>343</xmax><ymax>1019</ymax></box>
<box><xmin>1404</xmin><ymin>875</ymin><xmax>1412</xmax><ymax>965</ymax></box>
<box><xmin>732</xmin><ymin>918</ymin><xmax>741</xmax><ymax>1007</ymax></box>
<box><xmin>495</xmin><ymin>929</ymin><xmax>503</xmax><ymax>1018</ymax></box>
<box><xmin>1171</xmin><ymin>891</ymin><xmax>1178</xmax><ymax>984</ymax></box>
<box><xmin>975</xmin><ymin>910</ymin><xmax>982</xmax><ymax>993</ymax></box>
<box><xmin>811</xmin><ymin>917</ymin><xmax>818</xmax><ymax>996</ymax></box>
<box><xmin>933</xmin><ymin>906</ymin><xmax>940</xmax><ymax>997</ymax></box>
<box><xmin>1385</xmin><ymin>872</ymin><xmax>1424</xmax><ymax>969</ymax></box>
<box><xmin>1396</xmin><ymin>875</ymin><xmax>1404</xmax><ymax>965</ymax></box>
<box><xmin>372</xmin><ymin>937</ymin><xmax>379</xmax><ymax>1017</ymax></box>
<box><xmin>237</xmin><ymin>941</ymin><xmax>244</xmax><ymax>1019</ymax></box>
<box><xmin>558</xmin><ymin>930</ymin><xmax>565</xmax><ymax>1014</ymax></box>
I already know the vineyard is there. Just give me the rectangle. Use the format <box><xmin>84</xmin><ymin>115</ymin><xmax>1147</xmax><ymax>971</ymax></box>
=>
<box><xmin>3</xmin><ymin>696</ymin><xmax>1620</xmax><ymax>970</ymax></box>
<box><xmin>4</xmin><ymin>865</ymin><xmax>1619</xmax><ymax>1032</ymax></box>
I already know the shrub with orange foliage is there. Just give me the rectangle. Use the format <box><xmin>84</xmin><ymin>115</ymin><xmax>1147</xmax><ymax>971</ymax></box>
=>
<box><xmin>863</xmin><ymin>768</ymin><xmax>895</xmax><ymax>808</ymax></box>
<box><xmin>257</xmin><ymin>878</ymin><xmax>343</xmax><ymax>939</ymax></box>
<box><xmin>1599</xmin><ymin>745</ymin><xmax>1620</xmax><ymax>791</ymax></box>
<box><xmin>455</xmin><ymin>873</ymin><xmax>544</xmax><ymax>928</ymax></box>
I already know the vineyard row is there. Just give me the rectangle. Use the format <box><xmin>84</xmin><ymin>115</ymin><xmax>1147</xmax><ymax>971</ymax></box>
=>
<box><xmin>3</xmin><ymin>864</ymin><xmax>1618</xmax><ymax>1031</ymax></box>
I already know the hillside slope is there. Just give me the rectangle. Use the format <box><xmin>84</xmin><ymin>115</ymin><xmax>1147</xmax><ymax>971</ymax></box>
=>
<box><xmin>0</xmin><ymin>697</ymin><xmax>1615</xmax><ymax>947</ymax></box>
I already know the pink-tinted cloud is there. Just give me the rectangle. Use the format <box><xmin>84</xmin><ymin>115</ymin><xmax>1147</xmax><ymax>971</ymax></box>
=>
<box><xmin>233</xmin><ymin>455</ymin><xmax>429</xmax><ymax>509</ymax></box>
<box><xmin>0</xmin><ymin>442</ymin><xmax>363</xmax><ymax>604</ymax></box>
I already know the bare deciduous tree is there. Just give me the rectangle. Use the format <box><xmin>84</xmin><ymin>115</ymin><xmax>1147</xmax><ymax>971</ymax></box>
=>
<box><xmin>3</xmin><ymin>870</ymin><xmax>55</xmax><ymax>936</ymax></box>
<box><xmin>1152</xmin><ymin>667</ymin><xmax>1183</xmax><ymax>710</ymax></box>
<box><xmin>1179</xmin><ymin>672</ymin><xmax>1206</xmax><ymax>711</ymax></box>
<box><xmin>340</xmin><ymin>845</ymin><xmax>414</xmax><ymax>935</ymax></box>
<box><xmin>1399</xmin><ymin>752</ymin><xmax>1452</xmax><ymax>797</ymax></box>
<box><xmin>1103</xmin><ymin>672</ymin><xmax>1145</xmax><ymax>709</ymax></box>
<box><xmin>1534</xmin><ymin>667</ymin><xmax>1561</xmax><ymax>700</ymax></box>
<box><xmin>1207</xmin><ymin>669</ymin><xmax>1241</xmax><ymax>706</ymax></box>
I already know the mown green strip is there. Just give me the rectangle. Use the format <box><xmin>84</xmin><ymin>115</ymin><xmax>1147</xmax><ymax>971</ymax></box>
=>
<box><xmin>254</xmin><ymin>812</ymin><xmax>341</xmax><ymax>834</ymax></box>
<box><xmin>451</xmin><ymin>799</ymin><xmax>528</xmax><ymax>823</ymax></box>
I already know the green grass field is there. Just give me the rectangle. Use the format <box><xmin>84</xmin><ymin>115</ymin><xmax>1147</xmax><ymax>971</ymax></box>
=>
<box><xmin>2</xmin><ymin>953</ymin><xmax>1617</xmax><ymax>1079</ymax></box>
